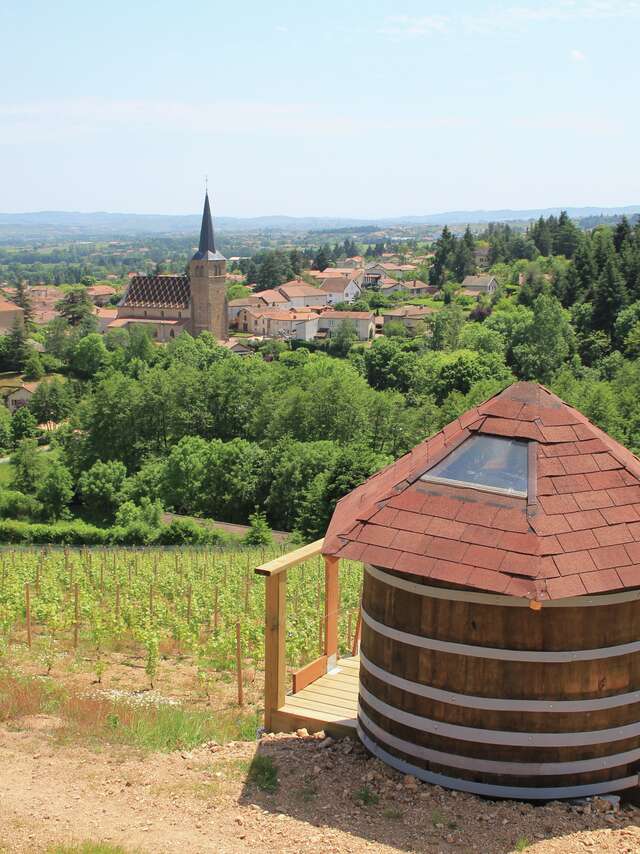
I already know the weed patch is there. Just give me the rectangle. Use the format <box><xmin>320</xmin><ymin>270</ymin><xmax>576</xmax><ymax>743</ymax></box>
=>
<box><xmin>354</xmin><ymin>785</ymin><xmax>379</xmax><ymax>806</ymax></box>
<box><xmin>247</xmin><ymin>754</ymin><xmax>278</xmax><ymax>792</ymax></box>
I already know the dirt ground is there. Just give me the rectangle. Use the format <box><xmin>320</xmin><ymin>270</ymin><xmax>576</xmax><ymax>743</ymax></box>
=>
<box><xmin>1</xmin><ymin>718</ymin><xmax>640</xmax><ymax>854</ymax></box>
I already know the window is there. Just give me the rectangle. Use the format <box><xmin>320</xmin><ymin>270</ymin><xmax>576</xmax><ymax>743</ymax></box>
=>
<box><xmin>422</xmin><ymin>435</ymin><xmax>528</xmax><ymax>497</ymax></box>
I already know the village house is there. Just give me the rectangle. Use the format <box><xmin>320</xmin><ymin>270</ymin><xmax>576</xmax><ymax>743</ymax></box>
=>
<box><xmin>317</xmin><ymin>275</ymin><xmax>362</xmax><ymax>305</ymax></box>
<box><xmin>382</xmin><ymin>305</ymin><xmax>435</xmax><ymax>334</ymax></box>
<box><xmin>365</xmin><ymin>261</ymin><xmax>417</xmax><ymax>278</ymax></box>
<box><xmin>94</xmin><ymin>306</ymin><xmax>119</xmax><ymax>332</ymax></box>
<box><xmin>236</xmin><ymin>307</ymin><xmax>320</xmax><ymax>341</ymax></box>
<box><xmin>317</xmin><ymin>310</ymin><xmax>375</xmax><ymax>341</ymax></box>
<box><xmin>277</xmin><ymin>281</ymin><xmax>329</xmax><ymax>308</ymax></box>
<box><xmin>5</xmin><ymin>381</ymin><xmax>39</xmax><ymax>412</ymax></box>
<box><xmin>86</xmin><ymin>284</ymin><xmax>116</xmax><ymax>305</ymax></box>
<box><xmin>461</xmin><ymin>274</ymin><xmax>498</xmax><ymax>296</ymax></box>
<box><xmin>473</xmin><ymin>244</ymin><xmax>491</xmax><ymax>270</ymax></box>
<box><xmin>403</xmin><ymin>280</ymin><xmax>439</xmax><ymax>297</ymax></box>
<box><xmin>0</xmin><ymin>298</ymin><xmax>24</xmax><ymax>333</ymax></box>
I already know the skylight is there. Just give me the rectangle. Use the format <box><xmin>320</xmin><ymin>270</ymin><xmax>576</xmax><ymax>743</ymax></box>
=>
<box><xmin>421</xmin><ymin>435</ymin><xmax>528</xmax><ymax>497</ymax></box>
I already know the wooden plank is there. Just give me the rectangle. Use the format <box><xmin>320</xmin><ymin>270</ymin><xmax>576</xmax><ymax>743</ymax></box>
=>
<box><xmin>285</xmin><ymin>693</ymin><xmax>358</xmax><ymax>718</ymax></box>
<box><xmin>255</xmin><ymin>539</ymin><xmax>325</xmax><ymax>577</ymax></box>
<box><xmin>292</xmin><ymin>655</ymin><xmax>327</xmax><ymax>694</ymax></box>
<box><xmin>301</xmin><ymin>684</ymin><xmax>359</xmax><ymax>704</ymax></box>
<box><xmin>324</xmin><ymin>555</ymin><xmax>339</xmax><ymax>662</ymax></box>
<box><xmin>264</xmin><ymin>572</ymin><xmax>286</xmax><ymax>731</ymax></box>
<box><xmin>270</xmin><ymin>707</ymin><xmax>356</xmax><ymax>737</ymax></box>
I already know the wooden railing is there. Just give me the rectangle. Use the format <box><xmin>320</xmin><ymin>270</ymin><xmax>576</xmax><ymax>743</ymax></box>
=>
<box><xmin>255</xmin><ymin>537</ymin><xmax>342</xmax><ymax>730</ymax></box>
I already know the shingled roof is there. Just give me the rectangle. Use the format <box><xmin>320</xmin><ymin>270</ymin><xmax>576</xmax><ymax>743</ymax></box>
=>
<box><xmin>119</xmin><ymin>275</ymin><xmax>191</xmax><ymax>309</ymax></box>
<box><xmin>323</xmin><ymin>382</ymin><xmax>640</xmax><ymax>602</ymax></box>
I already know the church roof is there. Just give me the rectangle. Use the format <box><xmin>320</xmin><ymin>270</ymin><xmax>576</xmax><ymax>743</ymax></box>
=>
<box><xmin>118</xmin><ymin>275</ymin><xmax>190</xmax><ymax>309</ymax></box>
<box><xmin>323</xmin><ymin>382</ymin><xmax>640</xmax><ymax>602</ymax></box>
<box><xmin>192</xmin><ymin>192</ymin><xmax>226</xmax><ymax>262</ymax></box>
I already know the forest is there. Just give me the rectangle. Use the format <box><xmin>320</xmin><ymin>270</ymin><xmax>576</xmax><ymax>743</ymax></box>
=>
<box><xmin>1</xmin><ymin>214</ymin><xmax>640</xmax><ymax>546</ymax></box>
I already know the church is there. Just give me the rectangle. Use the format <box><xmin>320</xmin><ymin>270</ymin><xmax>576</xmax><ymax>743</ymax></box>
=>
<box><xmin>112</xmin><ymin>193</ymin><xmax>228</xmax><ymax>341</ymax></box>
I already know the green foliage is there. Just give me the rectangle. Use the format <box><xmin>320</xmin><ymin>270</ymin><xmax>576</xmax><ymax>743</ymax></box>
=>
<box><xmin>11</xmin><ymin>406</ymin><xmax>38</xmax><ymax>445</ymax></box>
<box><xmin>35</xmin><ymin>456</ymin><xmax>74</xmax><ymax>520</ymax></box>
<box><xmin>78</xmin><ymin>460</ymin><xmax>127</xmax><ymax>521</ymax></box>
<box><xmin>10</xmin><ymin>439</ymin><xmax>45</xmax><ymax>494</ymax></box>
<box><xmin>55</xmin><ymin>285</ymin><xmax>94</xmax><ymax>325</ymax></box>
<box><xmin>23</xmin><ymin>350</ymin><xmax>44</xmax><ymax>380</ymax></box>
<box><xmin>242</xmin><ymin>512</ymin><xmax>273</xmax><ymax>546</ymax></box>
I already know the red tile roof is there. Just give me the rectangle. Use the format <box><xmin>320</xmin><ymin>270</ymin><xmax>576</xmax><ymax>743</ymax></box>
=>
<box><xmin>323</xmin><ymin>381</ymin><xmax>640</xmax><ymax>601</ymax></box>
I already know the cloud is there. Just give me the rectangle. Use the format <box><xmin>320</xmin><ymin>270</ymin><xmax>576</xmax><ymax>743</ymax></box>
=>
<box><xmin>275</xmin><ymin>25</ymin><xmax>288</xmax><ymax>32</ymax></box>
<box><xmin>379</xmin><ymin>1</ymin><xmax>640</xmax><ymax>38</ymax></box>
<box><xmin>570</xmin><ymin>48</ymin><xmax>587</xmax><ymax>60</ymax></box>
<box><xmin>378</xmin><ymin>14</ymin><xmax>449</xmax><ymax>38</ymax></box>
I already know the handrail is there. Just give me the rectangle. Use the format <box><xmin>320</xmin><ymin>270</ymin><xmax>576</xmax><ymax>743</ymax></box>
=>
<box><xmin>254</xmin><ymin>538</ymin><xmax>325</xmax><ymax>577</ymax></box>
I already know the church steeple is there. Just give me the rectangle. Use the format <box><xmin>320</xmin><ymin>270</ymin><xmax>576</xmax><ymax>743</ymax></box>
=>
<box><xmin>192</xmin><ymin>191</ymin><xmax>223</xmax><ymax>260</ymax></box>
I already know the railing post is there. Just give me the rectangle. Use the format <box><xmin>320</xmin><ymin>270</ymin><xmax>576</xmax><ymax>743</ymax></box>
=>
<box><xmin>264</xmin><ymin>571</ymin><xmax>286</xmax><ymax>731</ymax></box>
<box><xmin>324</xmin><ymin>555</ymin><xmax>339</xmax><ymax>669</ymax></box>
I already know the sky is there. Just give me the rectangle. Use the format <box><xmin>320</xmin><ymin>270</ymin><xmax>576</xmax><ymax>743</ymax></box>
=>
<box><xmin>1</xmin><ymin>0</ymin><xmax>639</xmax><ymax>217</ymax></box>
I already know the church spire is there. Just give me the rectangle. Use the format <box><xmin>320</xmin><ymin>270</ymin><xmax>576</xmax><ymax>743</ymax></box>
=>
<box><xmin>192</xmin><ymin>191</ymin><xmax>219</xmax><ymax>260</ymax></box>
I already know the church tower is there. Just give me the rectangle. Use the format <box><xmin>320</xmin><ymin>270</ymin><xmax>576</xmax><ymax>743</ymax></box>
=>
<box><xmin>189</xmin><ymin>192</ymin><xmax>228</xmax><ymax>340</ymax></box>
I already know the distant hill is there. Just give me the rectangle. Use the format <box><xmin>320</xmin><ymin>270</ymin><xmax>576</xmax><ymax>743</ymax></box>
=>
<box><xmin>0</xmin><ymin>205</ymin><xmax>639</xmax><ymax>237</ymax></box>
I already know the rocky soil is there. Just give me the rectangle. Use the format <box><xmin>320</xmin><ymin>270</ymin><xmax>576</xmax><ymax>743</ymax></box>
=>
<box><xmin>1</xmin><ymin>718</ymin><xmax>639</xmax><ymax>854</ymax></box>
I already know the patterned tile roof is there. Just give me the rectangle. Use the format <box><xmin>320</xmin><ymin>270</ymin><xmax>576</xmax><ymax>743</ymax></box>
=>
<box><xmin>323</xmin><ymin>382</ymin><xmax>640</xmax><ymax>601</ymax></box>
<box><xmin>119</xmin><ymin>275</ymin><xmax>190</xmax><ymax>309</ymax></box>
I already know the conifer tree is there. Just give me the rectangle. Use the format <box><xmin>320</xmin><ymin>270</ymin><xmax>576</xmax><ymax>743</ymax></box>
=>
<box><xmin>14</xmin><ymin>281</ymin><xmax>33</xmax><ymax>328</ymax></box>
<box><xmin>593</xmin><ymin>257</ymin><xmax>628</xmax><ymax>337</ymax></box>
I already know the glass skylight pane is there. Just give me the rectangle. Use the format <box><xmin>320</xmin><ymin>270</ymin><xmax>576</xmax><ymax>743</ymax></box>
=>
<box><xmin>422</xmin><ymin>435</ymin><xmax>528</xmax><ymax>496</ymax></box>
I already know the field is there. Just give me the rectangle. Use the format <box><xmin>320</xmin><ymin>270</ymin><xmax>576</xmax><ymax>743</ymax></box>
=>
<box><xmin>0</xmin><ymin>544</ymin><xmax>363</xmax><ymax>742</ymax></box>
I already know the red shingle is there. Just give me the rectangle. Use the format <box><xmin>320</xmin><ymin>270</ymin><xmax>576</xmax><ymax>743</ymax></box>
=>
<box><xmin>423</xmin><ymin>516</ymin><xmax>467</xmax><ymax>540</ymax></box>
<box><xmin>455</xmin><ymin>501</ymin><xmax>499</xmax><ymax>527</ymax></box>
<box><xmin>575</xmin><ymin>439</ymin><xmax>610</xmax><ymax>454</ymax></box>
<box><xmin>546</xmin><ymin>575</ymin><xmax>587</xmax><ymax>599</ymax></box>
<box><xmin>360</xmin><ymin>544</ymin><xmax>402</xmax><ymax>569</ymax></box>
<box><xmin>608</xmin><ymin>486</ymin><xmax>640</xmax><ymax>506</ymax></box>
<box><xmin>391</xmin><ymin>530</ymin><xmax>431</xmax><ymax>554</ymax></box>
<box><xmin>462</xmin><ymin>544</ymin><xmax>505</xmax><ymax>571</ymax></box>
<box><xmin>538</xmin><ymin>407</ymin><xmax>580</xmax><ymax>427</ymax></box>
<box><xmin>537</xmin><ymin>556</ymin><xmax>560</xmax><ymax>578</ymax></box>
<box><xmin>491</xmin><ymin>508</ymin><xmax>530</xmax><ymax>533</ymax></box>
<box><xmin>560</xmin><ymin>455</ymin><xmax>599</xmax><ymax>475</ymax></box>
<box><xmin>370</xmin><ymin>506</ymin><xmax>399</xmax><ymax>527</ymax></box>
<box><xmin>582</xmin><ymin>569</ymin><xmax>623</xmax><ymax>594</ymax></box>
<box><xmin>540</xmin><ymin>425</ymin><xmax>579</xmax><ymax>443</ymax></box>
<box><xmin>591</xmin><ymin>545</ymin><xmax>632</xmax><ymax>570</ymax></box>
<box><xmin>574</xmin><ymin>490</ymin><xmax>614</xmax><ymax>511</ymax></box>
<box><xmin>625</xmin><ymin>541</ymin><xmax>640</xmax><ymax>563</ymax></box>
<box><xmin>460</xmin><ymin>523</ymin><xmax>498</xmax><ymax>546</ymax></box>
<box><xmin>538</xmin><ymin>458</ymin><xmax>566</xmax><ymax>477</ymax></box>
<box><xmin>539</xmin><ymin>494</ymin><xmax>580</xmax><ymax>515</ymax></box>
<box><xmin>429</xmin><ymin>560</ymin><xmax>471</xmax><ymax>586</ymax></box>
<box><xmin>553</xmin><ymin>474</ymin><xmax>591</xmax><ymax>494</ymax></box>
<box><xmin>554</xmin><ymin>550</ymin><xmax>597</xmax><ymax>576</ymax></box>
<box><xmin>391</xmin><ymin>510</ymin><xmax>431</xmax><ymax>534</ymax></box>
<box><xmin>466</xmin><ymin>567</ymin><xmax>510</xmax><ymax>593</ymax></box>
<box><xmin>593</xmin><ymin>524</ymin><xmax>633</xmax><ymax>547</ymax></box>
<box><xmin>337</xmin><ymin>541</ymin><xmax>367</xmax><ymax>561</ymax></box>
<box><xmin>565</xmin><ymin>509</ymin><xmax>607</xmax><ymax>531</ymax></box>
<box><xmin>395</xmin><ymin>552</ymin><xmax>436</xmax><ymax>577</ymax></box>
<box><xmin>388</xmin><ymin>489</ymin><xmax>428</xmax><ymax>513</ymax></box>
<box><xmin>593</xmin><ymin>453</ymin><xmax>622</xmax><ymax>471</ymax></box>
<box><xmin>557</xmin><ymin>529</ymin><xmax>599</xmax><ymax>552</ymax></box>
<box><xmin>628</xmin><ymin>521</ymin><xmax>640</xmax><ymax>541</ymax></box>
<box><xmin>504</xmin><ymin>577</ymin><xmax>537</xmax><ymax>597</ymax></box>
<box><xmin>357</xmin><ymin>525</ymin><xmax>398</xmax><ymax>548</ymax></box>
<box><xmin>427</xmin><ymin>537</ymin><xmax>468</xmax><ymax>563</ymax></box>
<box><xmin>497</xmin><ymin>531</ymin><xmax>539</xmax><ymax>555</ymax></box>
<box><xmin>422</xmin><ymin>494</ymin><xmax>465</xmax><ymax>520</ymax></box>
<box><xmin>529</xmin><ymin>513</ymin><xmax>572</xmax><ymax>535</ymax></box>
<box><xmin>480</xmin><ymin>398</ymin><xmax>524</xmax><ymax>419</ymax></box>
<box><xmin>538</xmin><ymin>478</ymin><xmax>556</xmax><ymax>495</ymax></box>
<box><xmin>539</xmin><ymin>535</ymin><xmax>563</xmax><ymax>555</ymax></box>
<box><xmin>480</xmin><ymin>417</ymin><xmax>521</xmax><ymax>437</ymax></box>
<box><xmin>617</xmin><ymin>564</ymin><xmax>640</xmax><ymax>588</ymax></box>
<box><xmin>586</xmin><ymin>470</ymin><xmax>626</xmax><ymax>490</ymax></box>
<box><xmin>501</xmin><ymin>552</ymin><xmax>539</xmax><ymax>577</ymax></box>
<box><xmin>601</xmin><ymin>505</ymin><xmax>640</xmax><ymax>525</ymax></box>
<box><xmin>542</xmin><ymin>442</ymin><xmax>578</xmax><ymax>457</ymax></box>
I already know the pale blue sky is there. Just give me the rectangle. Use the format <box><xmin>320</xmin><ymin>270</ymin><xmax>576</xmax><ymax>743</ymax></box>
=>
<box><xmin>1</xmin><ymin>0</ymin><xmax>639</xmax><ymax>217</ymax></box>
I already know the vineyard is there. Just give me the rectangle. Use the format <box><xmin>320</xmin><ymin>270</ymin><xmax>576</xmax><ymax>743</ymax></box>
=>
<box><xmin>0</xmin><ymin>544</ymin><xmax>363</xmax><ymax>712</ymax></box>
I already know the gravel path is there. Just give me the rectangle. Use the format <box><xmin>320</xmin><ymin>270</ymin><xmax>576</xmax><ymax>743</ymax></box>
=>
<box><xmin>1</xmin><ymin>719</ymin><xmax>639</xmax><ymax>854</ymax></box>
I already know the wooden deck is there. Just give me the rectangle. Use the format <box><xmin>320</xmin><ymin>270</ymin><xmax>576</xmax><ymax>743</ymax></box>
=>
<box><xmin>269</xmin><ymin>655</ymin><xmax>359</xmax><ymax>736</ymax></box>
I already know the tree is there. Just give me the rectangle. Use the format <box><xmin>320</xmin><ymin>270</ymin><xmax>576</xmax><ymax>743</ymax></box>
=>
<box><xmin>593</xmin><ymin>257</ymin><xmax>628</xmax><ymax>337</ymax></box>
<box><xmin>70</xmin><ymin>333</ymin><xmax>110</xmax><ymax>378</ymax></box>
<box><xmin>14</xmin><ymin>281</ymin><xmax>33</xmax><ymax>327</ymax></box>
<box><xmin>512</xmin><ymin>293</ymin><xmax>574</xmax><ymax>383</ymax></box>
<box><xmin>36</xmin><ymin>456</ymin><xmax>74</xmax><ymax>520</ymax></box>
<box><xmin>55</xmin><ymin>286</ymin><xmax>94</xmax><ymax>325</ymax></box>
<box><xmin>2</xmin><ymin>318</ymin><xmax>28</xmax><ymax>372</ymax></box>
<box><xmin>78</xmin><ymin>460</ymin><xmax>128</xmax><ymax>521</ymax></box>
<box><xmin>328</xmin><ymin>320</ymin><xmax>357</xmax><ymax>357</ymax></box>
<box><xmin>22</xmin><ymin>350</ymin><xmax>44</xmax><ymax>381</ymax></box>
<box><xmin>313</xmin><ymin>246</ymin><xmax>330</xmax><ymax>272</ymax></box>
<box><xmin>0</xmin><ymin>407</ymin><xmax>12</xmax><ymax>455</ymax></box>
<box><xmin>11</xmin><ymin>406</ymin><xmax>38</xmax><ymax>445</ymax></box>
<box><xmin>28</xmin><ymin>378</ymin><xmax>73</xmax><ymax>424</ymax></box>
<box><xmin>242</xmin><ymin>512</ymin><xmax>273</xmax><ymax>546</ymax></box>
<box><xmin>10</xmin><ymin>438</ymin><xmax>45</xmax><ymax>494</ymax></box>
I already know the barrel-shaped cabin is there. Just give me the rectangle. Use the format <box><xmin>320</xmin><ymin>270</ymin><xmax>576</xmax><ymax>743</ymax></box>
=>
<box><xmin>318</xmin><ymin>382</ymin><xmax>640</xmax><ymax>800</ymax></box>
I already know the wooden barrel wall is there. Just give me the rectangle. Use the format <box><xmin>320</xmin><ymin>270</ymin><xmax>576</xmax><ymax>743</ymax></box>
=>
<box><xmin>358</xmin><ymin>563</ymin><xmax>640</xmax><ymax>800</ymax></box>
